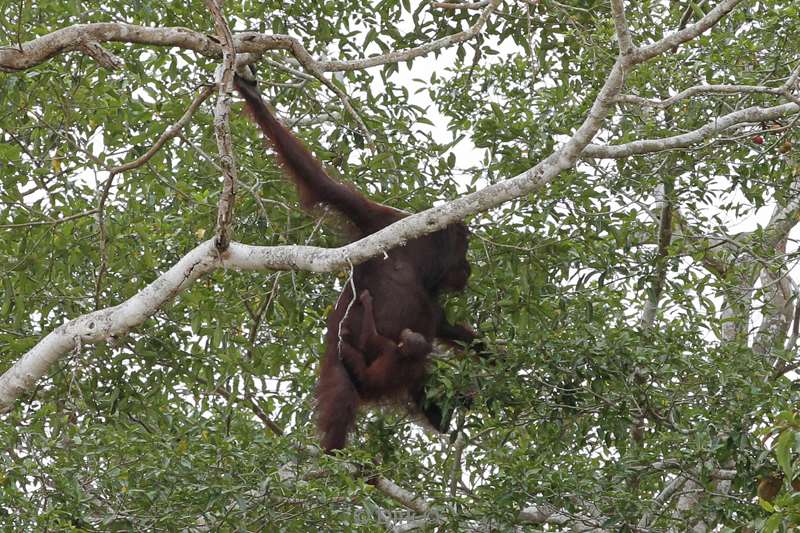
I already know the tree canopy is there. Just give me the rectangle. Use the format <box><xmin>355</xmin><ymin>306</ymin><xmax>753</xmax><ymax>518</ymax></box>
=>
<box><xmin>2</xmin><ymin>0</ymin><xmax>800</xmax><ymax>530</ymax></box>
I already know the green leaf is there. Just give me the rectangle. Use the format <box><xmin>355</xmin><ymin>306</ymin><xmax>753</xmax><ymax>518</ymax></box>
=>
<box><xmin>775</xmin><ymin>429</ymin><xmax>795</xmax><ymax>480</ymax></box>
<box><xmin>763</xmin><ymin>512</ymin><xmax>783</xmax><ymax>533</ymax></box>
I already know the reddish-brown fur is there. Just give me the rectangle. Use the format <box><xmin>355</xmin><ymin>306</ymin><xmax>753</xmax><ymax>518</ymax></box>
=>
<box><xmin>235</xmin><ymin>73</ymin><xmax>479</xmax><ymax>451</ymax></box>
<box><xmin>339</xmin><ymin>289</ymin><xmax>433</xmax><ymax>400</ymax></box>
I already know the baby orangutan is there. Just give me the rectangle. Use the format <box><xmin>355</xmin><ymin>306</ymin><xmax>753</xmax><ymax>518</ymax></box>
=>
<box><xmin>339</xmin><ymin>290</ymin><xmax>432</xmax><ymax>402</ymax></box>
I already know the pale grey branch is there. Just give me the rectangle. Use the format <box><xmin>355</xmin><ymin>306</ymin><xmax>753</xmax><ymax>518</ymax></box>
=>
<box><xmin>615</xmin><ymin>84</ymin><xmax>796</xmax><ymax>109</ymax></box>
<box><xmin>0</xmin><ymin>2</ymin><xmax>500</xmax><ymax>73</ymax></box>
<box><xmin>207</xmin><ymin>0</ymin><xmax>238</xmax><ymax>251</ymax></box>
<box><xmin>583</xmin><ymin>102</ymin><xmax>799</xmax><ymax>159</ymax></box>
<box><xmin>635</xmin><ymin>0</ymin><xmax>746</xmax><ymax>62</ymax></box>
<box><xmin>610</xmin><ymin>0</ymin><xmax>634</xmax><ymax>56</ymax></box>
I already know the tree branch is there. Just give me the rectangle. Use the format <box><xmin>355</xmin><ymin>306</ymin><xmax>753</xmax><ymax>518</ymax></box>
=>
<box><xmin>293</xmin><ymin>0</ymin><xmax>501</xmax><ymax>72</ymax></box>
<box><xmin>371</xmin><ymin>477</ymin><xmax>439</xmax><ymax>518</ymax></box>
<box><xmin>431</xmin><ymin>1</ymin><xmax>490</xmax><ymax>9</ymax></box>
<box><xmin>111</xmin><ymin>86</ymin><xmax>215</xmax><ymax>175</ymax></box>
<box><xmin>0</xmin><ymin>2</ymin><xmax>500</xmax><ymax>73</ymax></box>
<box><xmin>615</xmin><ymin>83</ymin><xmax>798</xmax><ymax>109</ymax></box>
<box><xmin>0</xmin><ymin>208</ymin><xmax>99</xmax><ymax>229</ymax></box>
<box><xmin>0</xmin><ymin>23</ymin><xmax>225</xmax><ymax>71</ymax></box>
<box><xmin>94</xmin><ymin>81</ymin><xmax>214</xmax><ymax>309</ymax></box>
<box><xmin>634</xmin><ymin>0</ymin><xmax>746</xmax><ymax>63</ymax></box>
<box><xmin>206</xmin><ymin>0</ymin><xmax>238</xmax><ymax>252</ymax></box>
<box><xmin>610</xmin><ymin>0</ymin><xmax>634</xmax><ymax>57</ymax></box>
<box><xmin>583</xmin><ymin>101</ymin><xmax>799</xmax><ymax>159</ymax></box>
<box><xmin>518</xmin><ymin>503</ymin><xmax>609</xmax><ymax>531</ymax></box>
<box><xmin>639</xmin><ymin>182</ymin><xmax>673</xmax><ymax>329</ymax></box>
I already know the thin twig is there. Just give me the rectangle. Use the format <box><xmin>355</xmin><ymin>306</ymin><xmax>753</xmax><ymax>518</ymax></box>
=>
<box><xmin>94</xmin><ymin>85</ymin><xmax>214</xmax><ymax>308</ymax></box>
<box><xmin>214</xmin><ymin>384</ymin><xmax>283</xmax><ymax>436</ymax></box>
<box><xmin>245</xmin><ymin>273</ymin><xmax>283</xmax><ymax>360</ymax></box>
<box><xmin>108</xmin><ymin>85</ymin><xmax>214</xmax><ymax>175</ymax></box>
<box><xmin>0</xmin><ymin>209</ymin><xmax>99</xmax><ymax>229</ymax></box>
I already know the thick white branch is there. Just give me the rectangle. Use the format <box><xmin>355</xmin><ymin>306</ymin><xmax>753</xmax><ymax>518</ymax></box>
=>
<box><xmin>207</xmin><ymin>0</ymin><xmax>238</xmax><ymax>251</ymax></box>
<box><xmin>0</xmin><ymin>24</ymin><xmax>225</xmax><ymax>71</ymax></box>
<box><xmin>518</xmin><ymin>505</ymin><xmax>571</xmax><ymax>525</ymax></box>
<box><xmin>610</xmin><ymin>0</ymin><xmax>634</xmax><ymax>56</ymax></box>
<box><xmin>583</xmin><ymin>102</ymin><xmax>799</xmax><ymax>159</ymax></box>
<box><xmin>634</xmin><ymin>0</ymin><xmax>745</xmax><ymax>62</ymax></box>
<box><xmin>0</xmin><ymin>238</ymin><xmax>336</xmax><ymax>409</ymax></box>
<box><xmin>518</xmin><ymin>504</ymin><xmax>608</xmax><ymax>531</ymax></box>
<box><xmin>0</xmin><ymin>1</ymin><xmax>500</xmax><ymax>73</ymax></box>
<box><xmin>764</xmin><ymin>174</ymin><xmax>800</xmax><ymax>250</ymax></box>
<box><xmin>0</xmin><ymin>239</ymin><xmax>217</xmax><ymax>411</ymax></box>
<box><xmin>372</xmin><ymin>477</ymin><xmax>438</xmax><ymax>518</ymax></box>
<box><xmin>638</xmin><ymin>475</ymin><xmax>687</xmax><ymax>529</ymax></box>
